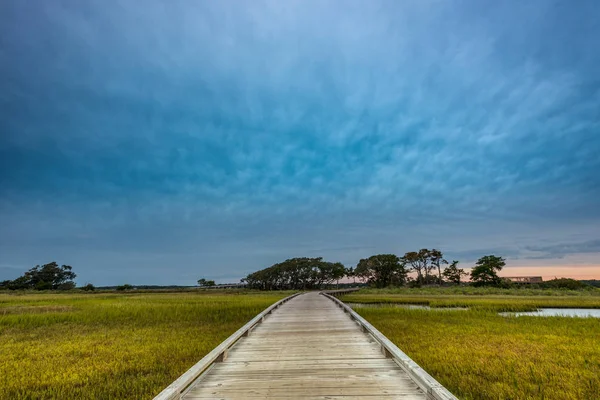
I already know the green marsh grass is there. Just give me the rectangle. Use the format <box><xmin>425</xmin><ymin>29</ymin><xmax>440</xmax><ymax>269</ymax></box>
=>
<box><xmin>0</xmin><ymin>291</ymin><xmax>289</xmax><ymax>399</ymax></box>
<box><xmin>342</xmin><ymin>289</ymin><xmax>600</xmax><ymax>399</ymax></box>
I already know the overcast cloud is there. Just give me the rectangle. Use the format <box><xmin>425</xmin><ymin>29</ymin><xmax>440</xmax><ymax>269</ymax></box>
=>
<box><xmin>1</xmin><ymin>0</ymin><xmax>599</xmax><ymax>285</ymax></box>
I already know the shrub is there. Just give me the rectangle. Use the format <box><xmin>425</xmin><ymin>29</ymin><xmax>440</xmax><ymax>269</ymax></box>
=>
<box><xmin>542</xmin><ymin>278</ymin><xmax>590</xmax><ymax>290</ymax></box>
<box><xmin>81</xmin><ymin>283</ymin><xmax>96</xmax><ymax>291</ymax></box>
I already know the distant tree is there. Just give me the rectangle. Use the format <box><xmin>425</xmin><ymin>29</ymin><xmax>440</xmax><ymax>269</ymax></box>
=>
<box><xmin>354</xmin><ymin>254</ymin><xmax>408</xmax><ymax>288</ymax></box>
<box><xmin>430</xmin><ymin>249</ymin><xmax>448</xmax><ymax>284</ymax></box>
<box><xmin>6</xmin><ymin>276</ymin><xmax>30</xmax><ymax>290</ymax></box>
<box><xmin>542</xmin><ymin>278</ymin><xmax>590</xmax><ymax>290</ymax></box>
<box><xmin>580</xmin><ymin>279</ymin><xmax>600</xmax><ymax>288</ymax></box>
<box><xmin>470</xmin><ymin>255</ymin><xmax>506</xmax><ymax>286</ymax></box>
<box><xmin>197</xmin><ymin>278</ymin><xmax>216</xmax><ymax>287</ymax></box>
<box><xmin>242</xmin><ymin>257</ymin><xmax>346</xmax><ymax>290</ymax></box>
<box><xmin>116</xmin><ymin>284</ymin><xmax>134</xmax><ymax>291</ymax></box>
<box><xmin>401</xmin><ymin>249</ymin><xmax>431</xmax><ymax>284</ymax></box>
<box><xmin>442</xmin><ymin>261</ymin><xmax>467</xmax><ymax>284</ymax></box>
<box><xmin>345</xmin><ymin>267</ymin><xmax>357</xmax><ymax>284</ymax></box>
<box><xmin>82</xmin><ymin>283</ymin><xmax>96</xmax><ymax>291</ymax></box>
<box><xmin>401</xmin><ymin>252</ymin><xmax>423</xmax><ymax>283</ymax></box>
<box><xmin>2</xmin><ymin>262</ymin><xmax>76</xmax><ymax>290</ymax></box>
<box><xmin>421</xmin><ymin>249</ymin><xmax>437</xmax><ymax>282</ymax></box>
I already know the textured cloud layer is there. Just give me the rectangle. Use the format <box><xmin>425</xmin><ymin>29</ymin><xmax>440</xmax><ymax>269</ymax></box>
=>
<box><xmin>1</xmin><ymin>1</ymin><xmax>599</xmax><ymax>284</ymax></box>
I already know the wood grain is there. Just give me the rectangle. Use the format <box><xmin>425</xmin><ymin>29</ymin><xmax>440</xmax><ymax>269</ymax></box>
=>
<box><xmin>182</xmin><ymin>292</ymin><xmax>427</xmax><ymax>400</ymax></box>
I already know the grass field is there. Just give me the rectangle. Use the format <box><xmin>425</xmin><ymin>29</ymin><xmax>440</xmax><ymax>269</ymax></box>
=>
<box><xmin>341</xmin><ymin>288</ymin><xmax>600</xmax><ymax>400</ymax></box>
<box><xmin>0</xmin><ymin>290</ymin><xmax>288</xmax><ymax>399</ymax></box>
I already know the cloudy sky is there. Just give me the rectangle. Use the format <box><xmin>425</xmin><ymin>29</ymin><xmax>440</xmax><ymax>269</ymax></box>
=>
<box><xmin>1</xmin><ymin>0</ymin><xmax>599</xmax><ymax>285</ymax></box>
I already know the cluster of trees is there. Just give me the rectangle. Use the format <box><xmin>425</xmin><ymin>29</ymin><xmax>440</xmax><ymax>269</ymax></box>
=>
<box><xmin>0</xmin><ymin>262</ymin><xmax>77</xmax><ymax>290</ymax></box>
<box><xmin>197</xmin><ymin>278</ymin><xmax>216</xmax><ymax>287</ymax></box>
<box><xmin>242</xmin><ymin>257</ymin><xmax>346</xmax><ymax>290</ymax></box>
<box><xmin>351</xmin><ymin>249</ymin><xmax>474</xmax><ymax>288</ymax></box>
<box><xmin>241</xmin><ymin>251</ymin><xmax>511</xmax><ymax>290</ymax></box>
<box><xmin>353</xmin><ymin>254</ymin><xmax>407</xmax><ymax>288</ymax></box>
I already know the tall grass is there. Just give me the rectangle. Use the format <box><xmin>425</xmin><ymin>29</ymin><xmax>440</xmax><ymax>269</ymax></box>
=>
<box><xmin>0</xmin><ymin>291</ymin><xmax>289</xmax><ymax>399</ymax></box>
<box><xmin>342</xmin><ymin>289</ymin><xmax>600</xmax><ymax>400</ymax></box>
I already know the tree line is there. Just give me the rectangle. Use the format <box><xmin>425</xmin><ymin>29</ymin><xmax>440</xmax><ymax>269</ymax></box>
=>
<box><xmin>353</xmin><ymin>250</ymin><xmax>505</xmax><ymax>288</ymax></box>
<box><xmin>242</xmin><ymin>250</ymin><xmax>508</xmax><ymax>290</ymax></box>
<box><xmin>1</xmin><ymin>256</ymin><xmax>592</xmax><ymax>292</ymax></box>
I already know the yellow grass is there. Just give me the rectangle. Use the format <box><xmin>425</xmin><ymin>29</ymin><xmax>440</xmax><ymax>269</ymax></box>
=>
<box><xmin>0</xmin><ymin>291</ymin><xmax>288</xmax><ymax>399</ymax></box>
<box><xmin>342</xmin><ymin>290</ymin><xmax>600</xmax><ymax>399</ymax></box>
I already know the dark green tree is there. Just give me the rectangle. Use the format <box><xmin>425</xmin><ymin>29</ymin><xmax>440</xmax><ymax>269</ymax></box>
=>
<box><xmin>470</xmin><ymin>255</ymin><xmax>506</xmax><ymax>286</ymax></box>
<box><xmin>242</xmin><ymin>257</ymin><xmax>346</xmax><ymax>290</ymax></box>
<box><xmin>197</xmin><ymin>278</ymin><xmax>216</xmax><ymax>287</ymax></box>
<box><xmin>430</xmin><ymin>249</ymin><xmax>448</xmax><ymax>284</ymax></box>
<box><xmin>354</xmin><ymin>254</ymin><xmax>408</xmax><ymax>288</ymax></box>
<box><xmin>3</xmin><ymin>262</ymin><xmax>76</xmax><ymax>290</ymax></box>
<box><xmin>442</xmin><ymin>261</ymin><xmax>467</xmax><ymax>284</ymax></box>
<box><xmin>345</xmin><ymin>267</ymin><xmax>356</xmax><ymax>284</ymax></box>
<box><xmin>401</xmin><ymin>249</ymin><xmax>431</xmax><ymax>284</ymax></box>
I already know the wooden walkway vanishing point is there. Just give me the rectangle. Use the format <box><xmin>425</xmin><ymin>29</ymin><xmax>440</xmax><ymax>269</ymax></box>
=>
<box><xmin>155</xmin><ymin>291</ymin><xmax>457</xmax><ymax>400</ymax></box>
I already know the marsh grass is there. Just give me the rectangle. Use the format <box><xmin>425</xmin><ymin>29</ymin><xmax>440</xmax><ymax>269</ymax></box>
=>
<box><xmin>342</xmin><ymin>289</ymin><xmax>600</xmax><ymax>400</ymax></box>
<box><xmin>0</xmin><ymin>291</ymin><xmax>289</xmax><ymax>399</ymax></box>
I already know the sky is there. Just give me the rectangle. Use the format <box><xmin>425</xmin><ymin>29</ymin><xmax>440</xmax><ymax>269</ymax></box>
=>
<box><xmin>1</xmin><ymin>0</ymin><xmax>599</xmax><ymax>286</ymax></box>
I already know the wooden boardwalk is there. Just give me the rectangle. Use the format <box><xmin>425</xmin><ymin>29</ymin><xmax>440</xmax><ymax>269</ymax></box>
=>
<box><xmin>179</xmin><ymin>292</ymin><xmax>430</xmax><ymax>399</ymax></box>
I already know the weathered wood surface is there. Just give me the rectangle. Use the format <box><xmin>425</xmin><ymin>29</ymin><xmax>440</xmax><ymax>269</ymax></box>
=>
<box><xmin>181</xmin><ymin>292</ymin><xmax>429</xmax><ymax>399</ymax></box>
<box><xmin>154</xmin><ymin>293</ymin><xmax>301</xmax><ymax>400</ymax></box>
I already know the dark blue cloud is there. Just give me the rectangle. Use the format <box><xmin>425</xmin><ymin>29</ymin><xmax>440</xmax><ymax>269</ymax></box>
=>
<box><xmin>1</xmin><ymin>0</ymin><xmax>599</xmax><ymax>284</ymax></box>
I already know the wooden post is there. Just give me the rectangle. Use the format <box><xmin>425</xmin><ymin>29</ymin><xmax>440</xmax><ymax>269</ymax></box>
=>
<box><xmin>381</xmin><ymin>344</ymin><xmax>391</xmax><ymax>358</ymax></box>
<box><xmin>217</xmin><ymin>349</ymin><xmax>228</xmax><ymax>362</ymax></box>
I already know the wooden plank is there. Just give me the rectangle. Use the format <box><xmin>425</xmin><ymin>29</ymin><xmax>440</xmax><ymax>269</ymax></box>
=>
<box><xmin>181</xmin><ymin>292</ymin><xmax>428</xmax><ymax>400</ymax></box>
<box><xmin>186</xmin><ymin>396</ymin><xmax>421</xmax><ymax>400</ymax></box>
<box><xmin>186</xmin><ymin>387</ymin><xmax>425</xmax><ymax>397</ymax></box>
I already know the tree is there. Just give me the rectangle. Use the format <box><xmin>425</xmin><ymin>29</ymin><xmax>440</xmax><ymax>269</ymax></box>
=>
<box><xmin>242</xmin><ymin>258</ymin><xmax>346</xmax><ymax>290</ymax></box>
<box><xmin>420</xmin><ymin>249</ymin><xmax>436</xmax><ymax>282</ymax></box>
<box><xmin>354</xmin><ymin>254</ymin><xmax>408</xmax><ymax>288</ymax></box>
<box><xmin>470</xmin><ymin>255</ymin><xmax>506</xmax><ymax>286</ymax></box>
<box><xmin>2</xmin><ymin>262</ymin><xmax>76</xmax><ymax>290</ymax></box>
<box><xmin>197</xmin><ymin>278</ymin><xmax>216</xmax><ymax>287</ymax></box>
<box><xmin>401</xmin><ymin>249</ymin><xmax>435</xmax><ymax>284</ymax></box>
<box><xmin>116</xmin><ymin>284</ymin><xmax>133</xmax><ymax>291</ymax></box>
<box><xmin>345</xmin><ymin>267</ymin><xmax>356</xmax><ymax>284</ymax></box>
<box><xmin>429</xmin><ymin>249</ymin><xmax>448</xmax><ymax>284</ymax></box>
<box><xmin>442</xmin><ymin>261</ymin><xmax>467</xmax><ymax>284</ymax></box>
<box><xmin>82</xmin><ymin>283</ymin><xmax>96</xmax><ymax>291</ymax></box>
<box><xmin>401</xmin><ymin>251</ymin><xmax>425</xmax><ymax>283</ymax></box>
<box><xmin>542</xmin><ymin>278</ymin><xmax>589</xmax><ymax>290</ymax></box>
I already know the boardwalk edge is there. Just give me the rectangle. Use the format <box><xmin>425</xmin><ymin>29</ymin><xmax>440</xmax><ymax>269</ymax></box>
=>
<box><xmin>153</xmin><ymin>292</ymin><xmax>302</xmax><ymax>400</ymax></box>
<box><xmin>321</xmin><ymin>292</ymin><xmax>459</xmax><ymax>400</ymax></box>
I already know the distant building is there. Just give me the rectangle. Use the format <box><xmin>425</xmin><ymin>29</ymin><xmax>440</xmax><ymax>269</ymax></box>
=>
<box><xmin>504</xmin><ymin>276</ymin><xmax>543</xmax><ymax>284</ymax></box>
